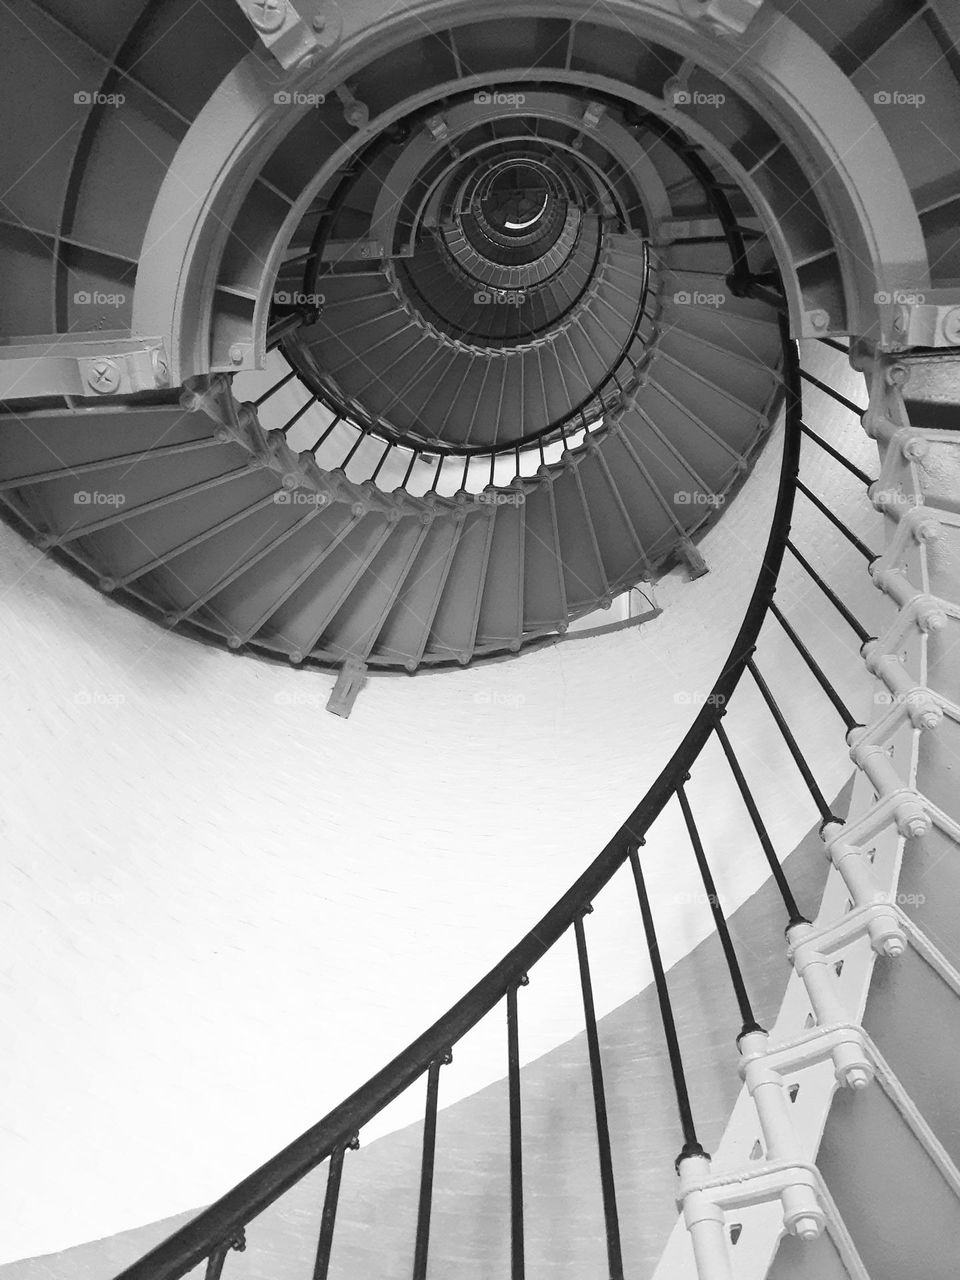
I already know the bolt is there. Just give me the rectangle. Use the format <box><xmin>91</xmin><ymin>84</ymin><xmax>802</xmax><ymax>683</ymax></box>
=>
<box><xmin>882</xmin><ymin>935</ymin><xmax>907</xmax><ymax>958</ymax></box>
<box><xmin>87</xmin><ymin>359</ymin><xmax>121</xmax><ymax>394</ymax></box>
<box><xmin>312</xmin><ymin>13</ymin><xmax>327</xmax><ymax>31</ymax></box>
<box><xmin>808</xmin><ymin>309</ymin><xmax>830</xmax><ymax>331</ymax></box>
<box><xmin>247</xmin><ymin>0</ymin><xmax>286</xmax><ymax>32</ymax></box>
<box><xmin>843</xmin><ymin>1066</ymin><xmax>871</xmax><ymax>1090</ymax></box>
<box><xmin>885</xmin><ymin>362</ymin><xmax>910</xmax><ymax>387</ymax></box>
<box><xmin>792</xmin><ymin>1216</ymin><xmax>821</xmax><ymax>1241</ymax></box>
<box><xmin>941</xmin><ymin>306</ymin><xmax>960</xmax><ymax>346</ymax></box>
<box><xmin>229</xmin><ymin>344</ymin><xmax>245</xmax><ymax>366</ymax></box>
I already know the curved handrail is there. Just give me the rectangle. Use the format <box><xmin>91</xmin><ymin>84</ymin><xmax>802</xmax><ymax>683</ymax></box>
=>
<box><xmin>114</xmin><ymin>316</ymin><xmax>800</xmax><ymax>1280</ymax></box>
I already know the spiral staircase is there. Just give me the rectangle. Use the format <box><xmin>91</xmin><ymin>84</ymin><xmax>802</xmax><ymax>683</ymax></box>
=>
<box><xmin>3</xmin><ymin>1</ymin><xmax>960</xmax><ymax>1278</ymax></box>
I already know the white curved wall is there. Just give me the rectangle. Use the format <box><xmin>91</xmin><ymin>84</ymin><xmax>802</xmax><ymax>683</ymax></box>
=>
<box><xmin>0</xmin><ymin>343</ymin><xmax>887</xmax><ymax>1263</ymax></box>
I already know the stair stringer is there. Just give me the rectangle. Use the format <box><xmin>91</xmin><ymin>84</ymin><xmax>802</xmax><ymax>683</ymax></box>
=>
<box><xmin>651</xmin><ymin>347</ymin><xmax>960</xmax><ymax>1280</ymax></box>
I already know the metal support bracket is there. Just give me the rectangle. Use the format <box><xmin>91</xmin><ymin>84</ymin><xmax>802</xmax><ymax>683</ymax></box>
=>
<box><xmin>886</xmin><ymin>291</ymin><xmax>960</xmax><ymax>350</ymax></box>
<box><xmin>237</xmin><ymin>0</ymin><xmax>342</xmax><ymax>72</ymax></box>
<box><xmin>326</xmin><ymin>659</ymin><xmax>367</xmax><ymax>717</ymax></box>
<box><xmin>678</xmin><ymin>0</ymin><xmax>765</xmax><ymax>38</ymax></box>
<box><xmin>0</xmin><ymin>334</ymin><xmax>170</xmax><ymax>401</ymax></box>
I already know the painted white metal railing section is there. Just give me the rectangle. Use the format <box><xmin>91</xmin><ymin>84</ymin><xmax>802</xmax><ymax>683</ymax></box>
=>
<box><xmin>654</xmin><ymin>346</ymin><xmax>960</xmax><ymax>1280</ymax></box>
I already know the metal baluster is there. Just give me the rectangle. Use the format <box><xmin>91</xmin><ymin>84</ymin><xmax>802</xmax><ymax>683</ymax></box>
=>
<box><xmin>310</xmin><ymin>415</ymin><xmax>343</xmax><ymax>455</ymax></box>
<box><xmin>629</xmin><ymin>846</ymin><xmax>708</xmax><ymax>1165</ymax></box>
<box><xmin>747</xmin><ymin>659</ymin><xmax>841</xmax><ymax>826</ymax></box>
<box><xmin>204</xmin><ymin>1229</ymin><xmax>245</xmax><ymax>1280</ymax></box>
<box><xmin>676</xmin><ymin>782</ymin><xmax>764</xmax><ymax>1039</ymax></box>
<box><xmin>795</xmin><ymin>479</ymin><xmax>878</xmax><ymax>562</ymax></box>
<box><xmin>768</xmin><ymin>602</ymin><xmax>861</xmax><ymax>731</ymax></box>
<box><xmin>313</xmin><ymin>1138</ymin><xmax>358</xmax><ymax>1280</ymax></box>
<box><xmin>798</xmin><ymin>422</ymin><xmax>873</xmax><ymax>486</ymax></box>
<box><xmin>412</xmin><ymin>1055</ymin><xmax>449</xmax><ymax>1280</ymax></box>
<box><xmin>507</xmin><ymin>982</ymin><xmax>527</xmax><ymax>1280</ymax></box>
<box><xmin>280</xmin><ymin>395</ymin><xmax>318</xmax><ymax>436</ymax></box>
<box><xmin>254</xmin><ymin>368</ymin><xmax>297</xmax><ymax>407</ymax></box>
<box><xmin>574</xmin><ymin>909</ymin><xmax>624</xmax><ymax>1280</ymax></box>
<box><xmin>799</xmin><ymin>369</ymin><xmax>865</xmax><ymax>417</ymax></box>
<box><xmin>714</xmin><ymin>722</ymin><xmax>808</xmax><ymax>927</ymax></box>
<box><xmin>784</xmin><ymin>540</ymin><xmax>873</xmax><ymax>644</ymax></box>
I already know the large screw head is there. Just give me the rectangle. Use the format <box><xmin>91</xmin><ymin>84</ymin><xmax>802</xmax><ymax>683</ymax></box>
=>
<box><xmin>941</xmin><ymin>306</ymin><xmax>960</xmax><ymax>346</ymax></box>
<box><xmin>247</xmin><ymin>0</ymin><xmax>286</xmax><ymax>32</ymax></box>
<box><xmin>88</xmin><ymin>358</ymin><xmax>121</xmax><ymax>394</ymax></box>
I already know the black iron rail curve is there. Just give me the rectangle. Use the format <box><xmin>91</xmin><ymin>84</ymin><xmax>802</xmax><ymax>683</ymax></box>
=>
<box><xmin>114</xmin><ymin>318</ymin><xmax>802</xmax><ymax>1280</ymax></box>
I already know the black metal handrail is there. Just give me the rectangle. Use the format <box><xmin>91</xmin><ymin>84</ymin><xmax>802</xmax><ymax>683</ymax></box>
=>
<box><xmin>115</xmin><ymin>312</ymin><xmax>814</xmax><ymax>1280</ymax></box>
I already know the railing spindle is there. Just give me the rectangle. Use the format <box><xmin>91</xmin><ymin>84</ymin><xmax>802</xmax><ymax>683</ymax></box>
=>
<box><xmin>507</xmin><ymin>984</ymin><xmax>526</xmax><ymax>1280</ymax></box>
<box><xmin>313</xmin><ymin>1139</ymin><xmax>356</xmax><ymax>1280</ymax></box>
<box><xmin>747</xmin><ymin>659</ymin><xmax>841</xmax><ymax>826</ymax></box>
<box><xmin>798</xmin><ymin>421</ymin><xmax>873</xmax><ymax>486</ymax></box>
<box><xmin>254</xmin><ymin>368</ymin><xmax>297</xmax><ymax>408</ymax></box>
<box><xmin>676</xmin><ymin>782</ymin><xmax>764</xmax><ymax>1039</ymax></box>
<box><xmin>768</xmin><ymin>602</ymin><xmax>861</xmax><ymax>731</ymax></box>
<box><xmin>629</xmin><ymin>846</ymin><xmax>707</xmax><ymax>1166</ymax></box>
<box><xmin>795</xmin><ymin>478</ymin><xmax>878</xmax><ymax>562</ymax></box>
<box><xmin>784</xmin><ymin>539</ymin><xmax>873</xmax><ymax>644</ymax></box>
<box><xmin>573</xmin><ymin>910</ymin><xmax>624</xmax><ymax>1280</ymax></box>
<box><xmin>798</xmin><ymin>368</ymin><xmax>865</xmax><ymax>417</ymax></box>
<box><xmin>412</xmin><ymin>1057</ymin><xmax>446</xmax><ymax>1280</ymax></box>
<box><xmin>714</xmin><ymin>722</ymin><xmax>808</xmax><ymax>927</ymax></box>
